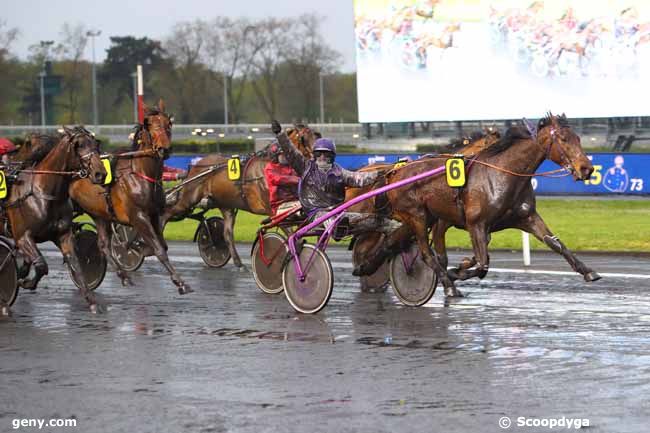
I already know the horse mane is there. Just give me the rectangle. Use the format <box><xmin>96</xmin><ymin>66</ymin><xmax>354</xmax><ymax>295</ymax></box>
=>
<box><xmin>439</xmin><ymin>130</ymin><xmax>493</xmax><ymax>153</ymax></box>
<box><xmin>480</xmin><ymin>125</ymin><xmax>532</xmax><ymax>157</ymax></box>
<box><xmin>15</xmin><ymin>133</ymin><xmax>59</xmax><ymax>164</ymax></box>
<box><xmin>537</xmin><ymin>112</ymin><xmax>569</xmax><ymax>130</ymax></box>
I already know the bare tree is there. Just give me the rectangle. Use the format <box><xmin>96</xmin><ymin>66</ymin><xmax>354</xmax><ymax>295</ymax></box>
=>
<box><xmin>283</xmin><ymin>13</ymin><xmax>342</xmax><ymax>121</ymax></box>
<box><xmin>249</xmin><ymin>17</ymin><xmax>293</xmax><ymax>120</ymax></box>
<box><xmin>0</xmin><ymin>21</ymin><xmax>20</xmax><ymax>122</ymax></box>
<box><xmin>0</xmin><ymin>20</ymin><xmax>19</xmax><ymax>59</ymax></box>
<box><xmin>205</xmin><ymin>17</ymin><xmax>264</xmax><ymax>123</ymax></box>
<box><xmin>54</xmin><ymin>23</ymin><xmax>89</xmax><ymax>123</ymax></box>
<box><xmin>163</xmin><ymin>19</ymin><xmax>214</xmax><ymax>122</ymax></box>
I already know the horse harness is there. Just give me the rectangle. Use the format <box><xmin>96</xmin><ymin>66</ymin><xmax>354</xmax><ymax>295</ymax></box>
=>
<box><xmin>101</xmin><ymin>126</ymin><xmax>166</xmax><ymax>219</ymax></box>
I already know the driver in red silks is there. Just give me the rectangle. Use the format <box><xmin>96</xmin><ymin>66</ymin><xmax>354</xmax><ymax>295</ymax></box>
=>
<box><xmin>264</xmin><ymin>143</ymin><xmax>301</xmax><ymax>216</ymax></box>
<box><xmin>0</xmin><ymin>137</ymin><xmax>17</xmax><ymax>165</ymax></box>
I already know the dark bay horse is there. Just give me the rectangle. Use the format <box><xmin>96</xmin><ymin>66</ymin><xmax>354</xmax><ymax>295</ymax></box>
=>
<box><xmin>161</xmin><ymin>125</ymin><xmax>315</xmax><ymax>268</ymax></box>
<box><xmin>68</xmin><ymin>100</ymin><xmax>192</xmax><ymax>294</ymax></box>
<box><xmin>355</xmin><ymin>113</ymin><xmax>596</xmax><ymax>297</ymax></box>
<box><xmin>3</xmin><ymin>126</ymin><xmax>106</xmax><ymax>311</ymax></box>
<box><xmin>1</xmin><ymin>133</ymin><xmax>59</xmax><ymax>234</ymax></box>
<box><xmin>347</xmin><ymin>128</ymin><xmax>502</xmax><ymax>291</ymax></box>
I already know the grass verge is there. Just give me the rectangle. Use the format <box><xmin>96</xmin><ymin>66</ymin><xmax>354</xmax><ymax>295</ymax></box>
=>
<box><xmin>157</xmin><ymin>199</ymin><xmax>650</xmax><ymax>252</ymax></box>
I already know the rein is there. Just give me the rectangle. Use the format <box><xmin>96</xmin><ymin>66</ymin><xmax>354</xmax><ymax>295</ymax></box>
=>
<box><xmin>14</xmin><ymin>169</ymin><xmax>87</xmax><ymax>177</ymax></box>
<box><xmin>387</xmin><ymin>152</ymin><xmax>571</xmax><ymax>179</ymax></box>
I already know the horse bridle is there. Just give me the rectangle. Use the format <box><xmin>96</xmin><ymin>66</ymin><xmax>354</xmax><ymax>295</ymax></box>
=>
<box><xmin>70</xmin><ymin>132</ymin><xmax>100</xmax><ymax>179</ymax></box>
<box><xmin>545</xmin><ymin>126</ymin><xmax>575</xmax><ymax>173</ymax></box>
<box><xmin>143</xmin><ymin>114</ymin><xmax>172</xmax><ymax>156</ymax></box>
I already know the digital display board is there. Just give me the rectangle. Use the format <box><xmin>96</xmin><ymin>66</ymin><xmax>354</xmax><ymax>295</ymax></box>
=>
<box><xmin>354</xmin><ymin>0</ymin><xmax>650</xmax><ymax>122</ymax></box>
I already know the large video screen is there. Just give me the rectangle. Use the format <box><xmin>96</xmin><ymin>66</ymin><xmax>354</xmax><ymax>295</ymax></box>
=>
<box><xmin>354</xmin><ymin>0</ymin><xmax>650</xmax><ymax>122</ymax></box>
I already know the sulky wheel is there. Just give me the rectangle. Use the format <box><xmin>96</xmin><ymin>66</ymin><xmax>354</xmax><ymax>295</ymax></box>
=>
<box><xmin>352</xmin><ymin>232</ymin><xmax>390</xmax><ymax>292</ymax></box>
<box><xmin>0</xmin><ymin>240</ymin><xmax>19</xmax><ymax>307</ymax></box>
<box><xmin>110</xmin><ymin>223</ymin><xmax>145</xmax><ymax>272</ymax></box>
<box><xmin>282</xmin><ymin>244</ymin><xmax>333</xmax><ymax>314</ymax></box>
<box><xmin>389</xmin><ymin>243</ymin><xmax>437</xmax><ymax>307</ymax></box>
<box><xmin>69</xmin><ymin>228</ymin><xmax>107</xmax><ymax>291</ymax></box>
<box><xmin>252</xmin><ymin>232</ymin><xmax>288</xmax><ymax>294</ymax></box>
<box><xmin>196</xmin><ymin>216</ymin><xmax>231</xmax><ymax>268</ymax></box>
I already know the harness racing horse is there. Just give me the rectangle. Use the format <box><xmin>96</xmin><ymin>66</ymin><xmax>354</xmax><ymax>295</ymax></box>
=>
<box><xmin>160</xmin><ymin>125</ymin><xmax>315</xmax><ymax>269</ymax></box>
<box><xmin>354</xmin><ymin>113</ymin><xmax>597</xmax><ymax>297</ymax></box>
<box><xmin>1</xmin><ymin>133</ymin><xmax>59</xmax><ymax>234</ymax></box>
<box><xmin>68</xmin><ymin>100</ymin><xmax>193</xmax><ymax>295</ymax></box>
<box><xmin>2</xmin><ymin>127</ymin><xmax>106</xmax><ymax>312</ymax></box>
<box><xmin>347</xmin><ymin>129</ymin><xmax>502</xmax><ymax>292</ymax></box>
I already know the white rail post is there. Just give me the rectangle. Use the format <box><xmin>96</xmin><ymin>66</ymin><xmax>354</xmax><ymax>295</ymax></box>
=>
<box><xmin>522</xmin><ymin>231</ymin><xmax>531</xmax><ymax>267</ymax></box>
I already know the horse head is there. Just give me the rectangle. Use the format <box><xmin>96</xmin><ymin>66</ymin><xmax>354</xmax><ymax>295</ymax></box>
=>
<box><xmin>537</xmin><ymin>112</ymin><xmax>593</xmax><ymax>181</ymax></box>
<box><xmin>17</xmin><ymin>133</ymin><xmax>59</xmax><ymax>164</ymax></box>
<box><xmin>287</xmin><ymin>124</ymin><xmax>315</xmax><ymax>159</ymax></box>
<box><xmin>61</xmin><ymin>126</ymin><xmax>106</xmax><ymax>185</ymax></box>
<box><xmin>140</xmin><ymin>98</ymin><xmax>173</xmax><ymax>159</ymax></box>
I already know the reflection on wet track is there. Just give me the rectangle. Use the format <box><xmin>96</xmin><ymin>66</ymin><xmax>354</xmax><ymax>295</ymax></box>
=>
<box><xmin>1</xmin><ymin>243</ymin><xmax>649</xmax><ymax>433</ymax></box>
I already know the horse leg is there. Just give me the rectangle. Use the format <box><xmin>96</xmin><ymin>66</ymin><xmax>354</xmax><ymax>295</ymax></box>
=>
<box><xmin>408</xmin><ymin>216</ymin><xmax>460</xmax><ymax>298</ymax></box>
<box><xmin>56</xmin><ymin>230</ymin><xmax>98</xmax><ymax>312</ymax></box>
<box><xmin>130</xmin><ymin>211</ymin><xmax>193</xmax><ymax>294</ymax></box>
<box><xmin>468</xmin><ymin>223</ymin><xmax>490</xmax><ymax>279</ymax></box>
<box><xmin>431</xmin><ymin>221</ymin><xmax>477</xmax><ymax>281</ymax></box>
<box><xmin>352</xmin><ymin>224</ymin><xmax>412</xmax><ymax>277</ymax></box>
<box><xmin>221</xmin><ymin>208</ymin><xmax>244</xmax><ymax>270</ymax></box>
<box><xmin>96</xmin><ymin>219</ymin><xmax>133</xmax><ymax>286</ymax></box>
<box><xmin>519</xmin><ymin>211</ymin><xmax>601</xmax><ymax>282</ymax></box>
<box><xmin>16</xmin><ymin>235</ymin><xmax>48</xmax><ymax>291</ymax></box>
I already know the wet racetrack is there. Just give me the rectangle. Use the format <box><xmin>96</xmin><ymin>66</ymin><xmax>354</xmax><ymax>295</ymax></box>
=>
<box><xmin>1</xmin><ymin>242</ymin><xmax>649</xmax><ymax>433</ymax></box>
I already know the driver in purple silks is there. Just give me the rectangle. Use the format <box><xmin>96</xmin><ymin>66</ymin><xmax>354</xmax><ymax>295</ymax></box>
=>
<box><xmin>271</xmin><ymin>120</ymin><xmax>400</xmax><ymax>235</ymax></box>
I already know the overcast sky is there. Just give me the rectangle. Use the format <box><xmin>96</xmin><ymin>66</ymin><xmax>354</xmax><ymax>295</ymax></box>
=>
<box><xmin>4</xmin><ymin>0</ymin><xmax>358</xmax><ymax>71</ymax></box>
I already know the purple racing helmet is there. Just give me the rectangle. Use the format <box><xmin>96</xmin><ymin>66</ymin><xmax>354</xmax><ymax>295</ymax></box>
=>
<box><xmin>313</xmin><ymin>138</ymin><xmax>336</xmax><ymax>156</ymax></box>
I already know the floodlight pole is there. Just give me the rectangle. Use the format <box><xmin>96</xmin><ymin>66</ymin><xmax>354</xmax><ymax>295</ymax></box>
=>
<box><xmin>223</xmin><ymin>73</ymin><xmax>228</xmax><ymax>126</ymax></box>
<box><xmin>87</xmin><ymin>29</ymin><xmax>101</xmax><ymax>132</ymax></box>
<box><xmin>39</xmin><ymin>71</ymin><xmax>46</xmax><ymax>128</ymax></box>
<box><xmin>130</xmin><ymin>72</ymin><xmax>138</xmax><ymax>122</ymax></box>
<box><xmin>319</xmin><ymin>72</ymin><xmax>325</xmax><ymax>124</ymax></box>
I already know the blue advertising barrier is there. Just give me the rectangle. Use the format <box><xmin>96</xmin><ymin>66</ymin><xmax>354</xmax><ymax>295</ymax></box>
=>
<box><xmin>165</xmin><ymin>152</ymin><xmax>650</xmax><ymax>195</ymax></box>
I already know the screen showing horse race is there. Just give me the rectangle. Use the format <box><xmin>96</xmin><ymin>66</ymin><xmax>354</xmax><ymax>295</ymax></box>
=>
<box><xmin>353</xmin><ymin>0</ymin><xmax>650</xmax><ymax>122</ymax></box>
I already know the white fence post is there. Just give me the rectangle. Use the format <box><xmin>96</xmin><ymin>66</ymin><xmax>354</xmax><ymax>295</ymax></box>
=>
<box><xmin>522</xmin><ymin>231</ymin><xmax>531</xmax><ymax>266</ymax></box>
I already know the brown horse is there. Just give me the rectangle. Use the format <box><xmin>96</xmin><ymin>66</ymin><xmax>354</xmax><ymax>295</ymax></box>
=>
<box><xmin>161</xmin><ymin>125</ymin><xmax>315</xmax><ymax>268</ymax></box>
<box><xmin>354</xmin><ymin>113</ymin><xmax>596</xmax><ymax>297</ymax></box>
<box><xmin>1</xmin><ymin>133</ymin><xmax>60</xmax><ymax>234</ymax></box>
<box><xmin>68</xmin><ymin>100</ymin><xmax>191</xmax><ymax>294</ymax></box>
<box><xmin>3</xmin><ymin>126</ymin><xmax>106</xmax><ymax>311</ymax></box>
<box><xmin>347</xmin><ymin>129</ymin><xmax>502</xmax><ymax>291</ymax></box>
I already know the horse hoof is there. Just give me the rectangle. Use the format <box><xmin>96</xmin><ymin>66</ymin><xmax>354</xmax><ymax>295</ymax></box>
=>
<box><xmin>584</xmin><ymin>271</ymin><xmax>602</xmax><ymax>282</ymax></box>
<box><xmin>237</xmin><ymin>265</ymin><xmax>249</xmax><ymax>273</ymax></box>
<box><xmin>18</xmin><ymin>279</ymin><xmax>37</xmax><ymax>291</ymax></box>
<box><xmin>89</xmin><ymin>304</ymin><xmax>98</xmax><ymax>314</ymax></box>
<box><xmin>444</xmin><ymin>288</ymin><xmax>464</xmax><ymax>298</ymax></box>
<box><xmin>447</xmin><ymin>268</ymin><xmax>461</xmax><ymax>281</ymax></box>
<box><xmin>1</xmin><ymin>306</ymin><xmax>11</xmax><ymax>316</ymax></box>
<box><xmin>178</xmin><ymin>285</ymin><xmax>194</xmax><ymax>295</ymax></box>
